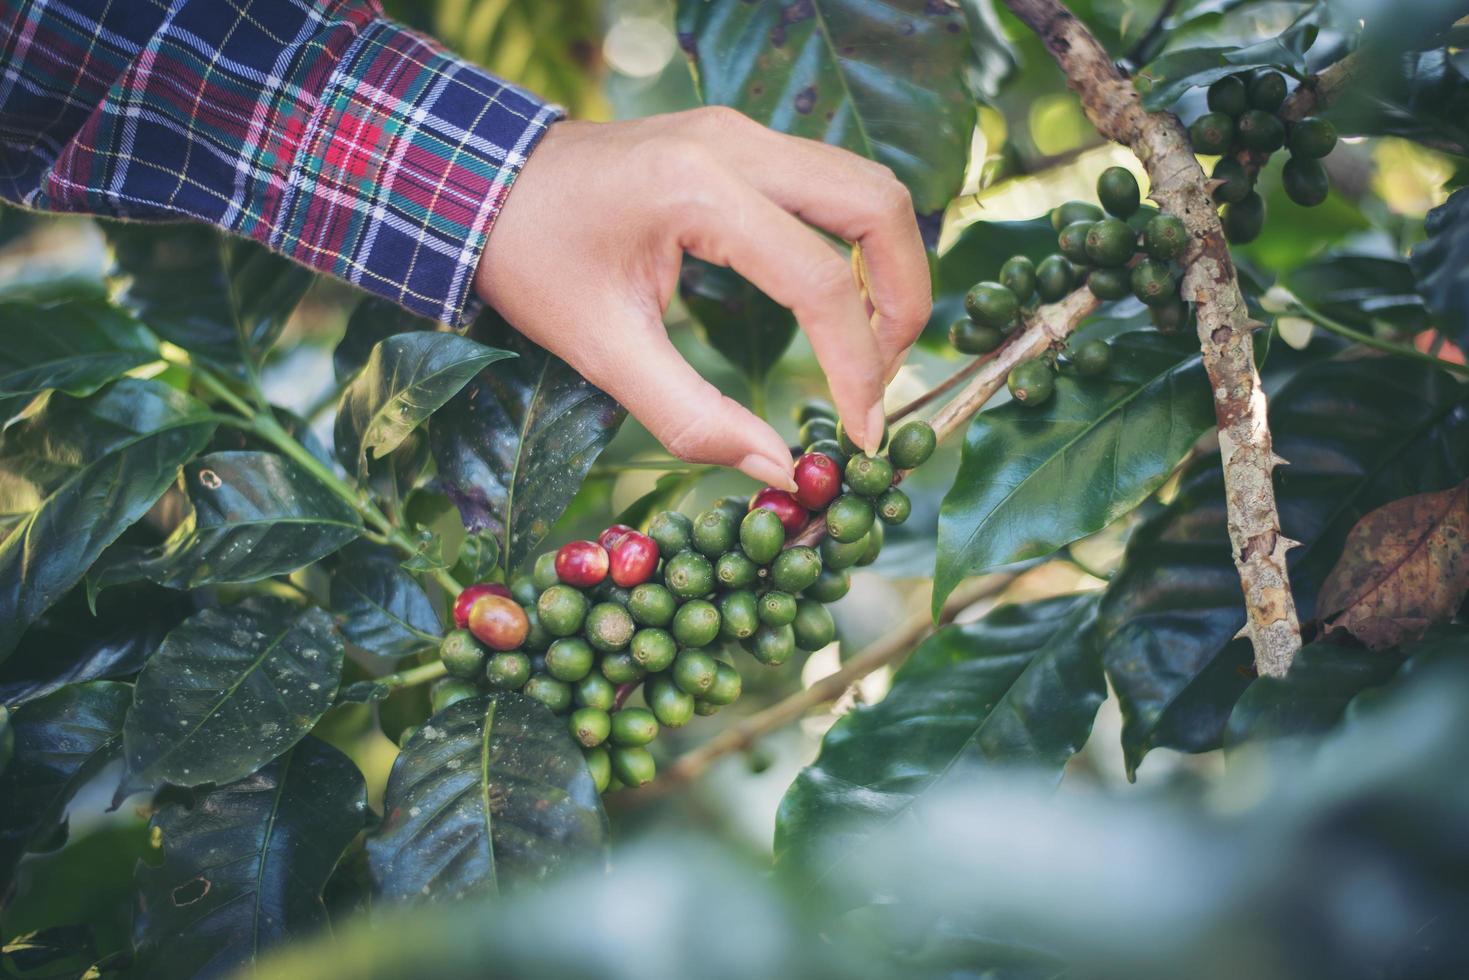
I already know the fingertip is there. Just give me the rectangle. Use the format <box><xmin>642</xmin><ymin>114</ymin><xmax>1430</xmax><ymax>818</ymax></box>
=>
<box><xmin>863</xmin><ymin>402</ymin><xmax>886</xmax><ymax>456</ymax></box>
<box><xmin>739</xmin><ymin>453</ymin><xmax>797</xmax><ymax>492</ymax></box>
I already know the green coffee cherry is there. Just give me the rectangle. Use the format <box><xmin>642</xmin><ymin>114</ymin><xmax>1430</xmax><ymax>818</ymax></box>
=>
<box><xmin>523</xmin><ymin>675</ymin><xmax>573</xmax><ymax>714</ymax></box>
<box><xmin>749</xmin><ymin>624</ymin><xmax>796</xmax><ymax>665</ymax></box>
<box><xmin>1223</xmin><ymin>192</ymin><xmax>1265</xmax><ymax>244</ymax></box>
<box><xmin>705</xmin><ymin>662</ymin><xmax>743</xmax><ymax>705</ymax></box>
<box><xmin>715</xmin><ymin>550</ymin><xmax>759</xmax><ymax>590</ymax></box>
<box><xmin>585</xmin><ymin>602</ymin><xmax>634</xmax><ymax>653</ymax></box>
<box><xmin>964</xmin><ymin>282</ymin><xmax>1019</xmax><ymax>330</ymax></box>
<box><xmin>1282</xmin><ymin>156</ymin><xmax>1328</xmax><ymax>207</ymax></box>
<box><xmin>440</xmin><ymin>629</ymin><xmax>486</xmax><ymax>680</ymax></box>
<box><xmin>673</xmin><ymin>650</ymin><xmax>719</xmax><ymax>695</ymax></box>
<box><xmin>430</xmin><ymin>678</ymin><xmax>477</xmax><ymax>713</ymax></box>
<box><xmin>821</xmin><ymin>534</ymin><xmax>867</xmax><ymax>570</ymax></box>
<box><xmin>1288</xmin><ymin>116</ymin><xmax>1336</xmax><ymax>159</ymax></box>
<box><xmin>806</xmin><ymin>567</ymin><xmax>851</xmax><ymax>603</ymax></box>
<box><xmin>793</xmin><ymin>599</ymin><xmax>837</xmax><ymax>651</ymax></box>
<box><xmin>805</xmin><ymin>438</ymin><xmax>848</xmax><ymax>470</ymax></box>
<box><xmin>887</xmin><ymin>420</ymin><xmax>936</xmax><ymax>470</ymax></box>
<box><xmin>610</xmin><ymin>746</ymin><xmax>656</xmax><ymax>787</ymax></box>
<box><xmin>521</xmin><ymin>608</ymin><xmax>551</xmax><ymax>652</ymax></box>
<box><xmin>1097</xmin><ymin>166</ymin><xmax>1141</xmax><ymax>217</ymax></box>
<box><xmin>537</xmin><ymin>584</ymin><xmax>588</xmax><ymax>637</ymax></box>
<box><xmin>611</xmin><ymin>707</ymin><xmax>659</xmax><ymax>746</ymax></box>
<box><xmin>799</xmin><ymin>416</ymin><xmax>839</xmax><ymax>447</ymax></box>
<box><xmin>1008</xmin><ymin>360</ymin><xmax>1055</xmax><ymax>407</ymax></box>
<box><xmin>672</xmin><ymin>599</ymin><xmax>722</xmax><ymax>649</ymax></box>
<box><xmin>837</xmin><ymin>417</ymin><xmax>888</xmax><ymax>456</ymax></box>
<box><xmin>1035</xmin><ymin>254</ymin><xmax>1076</xmax><ymax>302</ymax></box>
<box><xmin>1131</xmin><ymin>259</ymin><xmax>1177</xmax><ymax>306</ymax></box>
<box><xmin>845</xmin><ymin>454</ymin><xmax>893</xmax><ymax>497</ymax></box>
<box><xmin>1084</xmin><ymin>218</ymin><xmax>1135</xmax><ymax>267</ymax></box>
<box><xmin>876</xmin><ymin>487</ymin><xmax>911</xmax><ymax>526</ymax></box>
<box><xmin>1207</xmin><ymin>74</ymin><xmax>1249</xmax><ymax>116</ymax></box>
<box><xmin>584</xmin><ymin>745</ymin><xmax>611</xmax><ymax>792</ymax></box>
<box><xmin>1125</xmin><ymin>204</ymin><xmax>1158</xmax><ymax>237</ymax></box>
<box><xmin>575</xmin><ymin>672</ymin><xmax>617</xmax><ymax>711</ymax></box>
<box><xmin>1087</xmin><ymin>267</ymin><xmax>1131</xmax><ymax>301</ymax></box>
<box><xmin>794</xmin><ymin>396</ymin><xmax>837</xmax><ymax>425</ymax></box>
<box><xmin>771</xmin><ymin>546</ymin><xmax>822</xmax><ymax>593</ymax></box>
<box><xmin>664</xmin><ymin>550</ymin><xmax>714</xmax><ymax>599</ymax></box>
<box><xmin>1057</xmin><ymin>221</ymin><xmax>1094</xmax><ymax>265</ymax></box>
<box><xmin>630</xmin><ymin>627</ymin><xmax>677</xmax><ymax>672</ymax></box>
<box><xmin>691</xmin><ymin>508</ymin><xmax>737</xmax><ymax>557</ymax></box>
<box><xmin>1071</xmin><ymin>339</ymin><xmax>1112</xmax><ymax>377</ymax></box>
<box><xmin>999</xmin><ymin>255</ymin><xmax>1037</xmax><ymax>301</ymax></box>
<box><xmin>646</xmin><ymin>674</ymin><xmax>696</xmax><ymax>728</ymax></box>
<box><xmin>595</xmin><ymin>582</ymin><xmax>631</xmax><ymax>606</ymax></box>
<box><xmin>712</xmin><ymin>496</ymin><xmax>749</xmax><ymax>524</ymax></box>
<box><xmin>1236</xmin><ymin>110</ymin><xmax>1284</xmax><ymax>152</ymax></box>
<box><xmin>627</xmin><ymin>583</ymin><xmax>676</xmax><ymax>626</ymax></box>
<box><xmin>509</xmin><ymin>574</ymin><xmax>539</xmax><ymax>607</ymax></box>
<box><xmin>486</xmin><ymin>651</ymin><xmax>531</xmax><ymax>690</ymax></box>
<box><xmin>739</xmin><ymin>508</ymin><xmax>786</xmax><ymax>565</ymax></box>
<box><xmin>1151</xmin><ymin>296</ymin><xmax>1189</xmax><ymax>333</ymax></box>
<box><xmin>546</xmin><ymin>637</ymin><xmax>596</xmax><ymax>682</ymax></box>
<box><xmin>857</xmin><ymin>522</ymin><xmax>885</xmax><ymax>567</ymax></box>
<box><xmin>647</xmin><ymin>510</ymin><xmax>693</xmax><ymax>555</ymax></box>
<box><xmin>570</xmin><ymin>707</ymin><xmax>611</xmax><ymax>747</ymax></box>
<box><xmin>1207</xmin><ymin>158</ymin><xmax>1249</xmax><ymax>206</ymax></box>
<box><xmin>1142</xmin><ymin>213</ymin><xmax>1188</xmax><ymax>261</ymax></box>
<box><xmin>719</xmin><ymin>590</ymin><xmax>760</xmax><ymax>640</ymax></box>
<box><xmin>1189</xmin><ymin>112</ymin><xmax>1235</xmax><ymax>155</ymax></box>
<box><xmin>1050</xmin><ymin>200</ymin><xmax>1104</xmax><ymax>231</ymax></box>
<box><xmin>826</xmin><ymin>494</ymin><xmax>876</xmax><ymax>543</ymax></box>
<box><xmin>532</xmin><ymin>551</ymin><xmax>560</xmax><ymax>590</ymax></box>
<box><xmin>1248</xmin><ymin>70</ymin><xmax>1287</xmax><ymax>112</ymax></box>
<box><xmin>758</xmin><ymin>591</ymin><xmax>798</xmax><ymax>627</ymax></box>
<box><xmin>600</xmin><ymin>651</ymin><xmax>644</xmax><ymax>684</ymax></box>
<box><xmin>950</xmin><ymin>318</ymin><xmax>1004</xmax><ymax>355</ymax></box>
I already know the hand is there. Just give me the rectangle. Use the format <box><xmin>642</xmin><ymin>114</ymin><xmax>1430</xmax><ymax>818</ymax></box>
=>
<box><xmin>474</xmin><ymin>107</ymin><xmax>932</xmax><ymax>489</ymax></box>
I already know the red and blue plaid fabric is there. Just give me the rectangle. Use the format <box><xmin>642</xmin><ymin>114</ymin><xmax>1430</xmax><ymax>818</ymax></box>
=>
<box><xmin>0</xmin><ymin>0</ymin><xmax>561</xmax><ymax>324</ymax></box>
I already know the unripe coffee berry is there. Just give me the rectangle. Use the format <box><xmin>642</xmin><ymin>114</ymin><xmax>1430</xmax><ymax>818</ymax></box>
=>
<box><xmin>647</xmin><ymin>510</ymin><xmax>693</xmax><ymax>555</ymax></box>
<box><xmin>715</xmin><ymin>551</ymin><xmax>759</xmax><ymax>590</ymax></box>
<box><xmin>532</xmin><ymin>552</ymin><xmax>560</xmax><ymax>591</ymax></box>
<box><xmin>610</xmin><ymin>746</ymin><xmax>656</xmax><ymax>787</ymax></box>
<box><xmin>692</xmin><ymin>507</ymin><xmax>738</xmax><ymax>557</ymax></box>
<box><xmin>431</xmin><ymin>678</ymin><xmax>479</xmax><ymax>713</ymax></box>
<box><xmin>805</xmin><ymin>567</ymin><xmax>851</xmax><ymax>603</ymax></box>
<box><xmin>673</xmin><ymin>650</ymin><xmax>719</xmax><ymax>695</ymax></box>
<box><xmin>798</xmin><ymin>416</ymin><xmax>839</xmax><ymax>446</ymax></box>
<box><xmin>837</xmin><ymin>418</ymin><xmax>888</xmax><ymax>456</ymax></box>
<box><xmin>630</xmin><ymin>628</ymin><xmax>677</xmax><ymax>672</ymax></box>
<box><xmin>771</xmin><ymin>546</ymin><xmax>822</xmax><ymax>593</ymax></box>
<box><xmin>608</xmin><ymin>531</ymin><xmax>659</xmax><ymax>587</ymax></box>
<box><xmin>628</xmin><ymin>583</ymin><xmax>677</xmax><ymax>626</ymax></box>
<box><xmin>704</xmin><ymin>662</ymin><xmax>743</xmax><ymax>705</ymax></box>
<box><xmin>793</xmin><ymin>600</ymin><xmax>837</xmax><ymax>651</ymax></box>
<box><xmin>611</xmin><ymin>707</ymin><xmax>659</xmax><ymax>746</ymax></box>
<box><xmin>826</xmin><ymin>494</ymin><xmax>876</xmax><ymax>543</ymax></box>
<box><xmin>857</xmin><ymin>522</ymin><xmax>885</xmax><ymax>567</ymax></box>
<box><xmin>523</xmin><ymin>675</ymin><xmax>573</xmax><ymax>714</ymax></box>
<box><xmin>750</xmin><ymin>487</ymin><xmax>808</xmax><ymax>535</ymax></box>
<box><xmin>575</xmin><ymin>672</ymin><xmax>617</xmax><ymax>711</ymax></box>
<box><xmin>663</xmin><ymin>550</ymin><xmax>715</xmax><ymax>599</ymax></box>
<box><xmin>740</xmin><ymin>508</ymin><xmax>786</xmax><ymax>564</ymax></box>
<box><xmin>876</xmin><ymin>487</ymin><xmax>911</xmax><ymax>526</ymax></box>
<box><xmin>646</xmin><ymin>674</ymin><xmax>695</xmax><ymax>728</ymax></box>
<box><xmin>758</xmin><ymin>591</ymin><xmax>798</xmax><ymax>627</ymax></box>
<box><xmin>887</xmin><ymin>420</ymin><xmax>936</xmax><ymax>470</ymax></box>
<box><xmin>485</xmin><ymin>652</ymin><xmax>531</xmax><ymax>691</ymax></box>
<box><xmin>845</xmin><ymin>454</ymin><xmax>894</xmax><ymax>497</ymax></box>
<box><xmin>820</xmin><ymin>535</ymin><xmax>867</xmax><ymax>570</ymax></box>
<box><xmin>467</xmin><ymin>594</ymin><xmax>530</xmax><ymax>651</ymax></box>
<box><xmin>453</xmin><ymin>583</ymin><xmax>510</xmax><ymax>630</ymax></box>
<box><xmin>555</xmin><ymin>540</ymin><xmax>608</xmax><ymax>588</ymax></box>
<box><xmin>598</xmin><ymin>524</ymin><xmax>635</xmax><ymax>550</ymax></box>
<box><xmin>793</xmin><ymin>452</ymin><xmax>842</xmax><ymax>510</ymax></box>
<box><xmin>537</xmin><ymin>584</ymin><xmax>588</xmax><ymax>637</ymax></box>
<box><xmin>672</xmin><ymin>599</ymin><xmax>722</xmax><ymax>649</ymax></box>
<box><xmin>583</xmin><ymin>746</ymin><xmax>611</xmax><ymax>793</ymax></box>
<box><xmin>794</xmin><ymin>396</ymin><xmax>837</xmax><ymax>425</ymax></box>
<box><xmin>585</xmin><ymin>602</ymin><xmax>635</xmax><ymax>653</ymax></box>
<box><xmin>719</xmin><ymin>590</ymin><xmax>760</xmax><ymax>640</ymax></box>
<box><xmin>440</xmin><ymin>629</ymin><xmax>487</xmax><ymax>679</ymax></box>
<box><xmin>546</xmin><ymin>637</ymin><xmax>596</xmax><ymax>682</ymax></box>
<box><xmin>749</xmin><ymin>624</ymin><xmax>796</xmax><ymax>665</ymax></box>
<box><xmin>600</xmin><ymin>651</ymin><xmax>643</xmax><ymax>684</ymax></box>
<box><xmin>570</xmin><ymin>707</ymin><xmax>611</xmax><ymax>747</ymax></box>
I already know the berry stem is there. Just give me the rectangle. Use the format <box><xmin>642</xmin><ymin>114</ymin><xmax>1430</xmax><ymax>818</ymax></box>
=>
<box><xmin>884</xmin><ymin>355</ymin><xmax>986</xmax><ymax>425</ymax></box>
<box><xmin>377</xmin><ymin>658</ymin><xmax>449</xmax><ymax>691</ymax></box>
<box><xmin>1290</xmin><ymin>302</ymin><xmax>1469</xmax><ymax>377</ymax></box>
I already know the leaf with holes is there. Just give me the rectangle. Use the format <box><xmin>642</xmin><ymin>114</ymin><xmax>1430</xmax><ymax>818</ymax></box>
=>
<box><xmin>1098</xmin><ymin>358</ymin><xmax>1469</xmax><ymax>778</ymax></box>
<box><xmin>88</xmin><ymin>451</ymin><xmax>360</xmax><ymax>596</ymax></box>
<box><xmin>430</xmin><ymin>313</ymin><xmax>625</xmax><ymax>571</ymax></box>
<box><xmin>131</xmin><ymin>736</ymin><xmax>367</xmax><ymax>980</ymax></box>
<box><xmin>1316</xmin><ymin>480</ymin><xmax>1469</xmax><ymax>649</ymax></box>
<box><xmin>775</xmin><ymin>595</ymin><xmax>1104</xmax><ymax>896</ymax></box>
<box><xmin>679</xmin><ymin>259</ymin><xmax>798</xmax><ymax>390</ymax></box>
<box><xmin>335</xmin><ymin>332</ymin><xmax>511</xmax><ymax>477</ymax></box>
<box><xmin>935</xmin><ymin>331</ymin><xmax>1212</xmax><ymax>611</ymax></box>
<box><xmin>106</xmin><ymin>223</ymin><xmax>312</xmax><ymax>367</ymax></box>
<box><xmin>0</xmin><ymin>681</ymin><xmax>131</xmax><ymax>895</ymax></box>
<box><xmin>1411</xmin><ymin>187</ymin><xmax>1469</xmax><ymax>347</ymax></box>
<box><xmin>366</xmin><ymin>693</ymin><xmax>607</xmax><ymax>902</ymax></box>
<box><xmin>676</xmin><ymin>0</ymin><xmax>977</xmax><ymax>220</ymax></box>
<box><xmin>0</xmin><ymin>296</ymin><xmax>157</xmax><ymax>419</ymax></box>
<box><xmin>0</xmin><ymin>379</ymin><xmax>217</xmax><ymax>661</ymax></box>
<box><xmin>117</xmin><ymin>600</ymin><xmax>344</xmax><ymax>800</ymax></box>
<box><xmin>329</xmin><ymin>546</ymin><xmax>442</xmax><ymax>659</ymax></box>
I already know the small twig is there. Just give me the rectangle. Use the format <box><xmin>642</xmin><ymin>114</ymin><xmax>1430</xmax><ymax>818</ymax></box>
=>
<box><xmin>643</xmin><ymin>575</ymin><xmax>1014</xmax><ymax>794</ymax></box>
<box><xmin>885</xmin><ymin>356</ymin><xmax>985</xmax><ymax>424</ymax></box>
<box><xmin>1292</xmin><ymin>302</ymin><xmax>1469</xmax><ymax>377</ymax></box>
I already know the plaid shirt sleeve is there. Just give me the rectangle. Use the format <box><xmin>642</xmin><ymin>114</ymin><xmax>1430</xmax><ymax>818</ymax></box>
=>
<box><xmin>0</xmin><ymin>0</ymin><xmax>562</xmax><ymax>324</ymax></box>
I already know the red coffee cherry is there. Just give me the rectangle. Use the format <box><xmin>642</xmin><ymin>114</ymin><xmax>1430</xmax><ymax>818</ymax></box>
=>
<box><xmin>750</xmin><ymin>487</ymin><xmax>808</xmax><ymax>535</ymax></box>
<box><xmin>453</xmin><ymin>582</ymin><xmax>511</xmax><ymax>630</ymax></box>
<box><xmin>597</xmin><ymin>523</ymin><xmax>635</xmax><ymax>550</ymax></box>
<box><xmin>555</xmin><ymin>540</ymin><xmax>610</xmax><ymax>588</ymax></box>
<box><xmin>467</xmin><ymin>594</ymin><xmax>530</xmax><ymax>651</ymax></box>
<box><xmin>609</xmin><ymin>531</ymin><xmax>660</xmax><ymax>587</ymax></box>
<box><xmin>793</xmin><ymin>452</ymin><xmax>841</xmax><ymax>510</ymax></box>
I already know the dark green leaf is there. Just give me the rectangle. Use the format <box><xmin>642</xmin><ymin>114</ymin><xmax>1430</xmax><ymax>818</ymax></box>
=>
<box><xmin>334</xmin><ymin>332</ymin><xmax>511</xmax><ymax>476</ymax></box>
<box><xmin>0</xmin><ymin>681</ymin><xmax>131</xmax><ymax>894</ymax></box>
<box><xmin>1285</xmin><ymin>254</ymin><xmax>1429</xmax><ymax>334</ymax></box>
<box><xmin>675</xmin><ymin>0</ymin><xmax>978</xmax><ymax>217</ymax></box>
<box><xmin>0</xmin><ymin>379</ymin><xmax>216</xmax><ymax>661</ymax></box>
<box><xmin>334</xmin><ymin>297</ymin><xmax>437</xmax><ymax>382</ymax></box>
<box><xmin>957</xmin><ymin>0</ymin><xmax>1019</xmax><ymax>102</ymax></box>
<box><xmin>0</xmin><ymin>926</ymin><xmax>100</xmax><ymax>979</ymax></box>
<box><xmin>775</xmin><ymin>595</ymin><xmax>1104</xmax><ymax>894</ymax></box>
<box><xmin>132</xmin><ymin>737</ymin><xmax>367</xmax><ymax>980</ymax></box>
<box><xmin>1411</xmin><ymin>187</ymin><xmax>1469</xmax><ymax>347</ymax></box>
<box><xmin>330</xmin><ymin>549</ymin><xmax>442</xmax><ymax>659</ymax></box>
<box><xmin>1099</xmin><ymin>358</ymin><xmax>1469</xmax><ymax>777</ymax></box>
<box><xmin>455</xmin><ymin>532</ymin><xmax>501</xmax><ymax>584</ymax></box>
<box><xmin>679</xmin><ymin>259</ymin><xmax>797</xmax><ymax>388</ymax></box>
<box><xmin>935</xmin><ymin>331</ymin><xmax>1213</xmax><ymax>609</ymax></box>
<box><xmin>1330</xmin><ymin>47</ymin><xmax>1469</xmax><ymax>157</ymax></box>
<box><xmin>118</xmin><ymin>600</ymin><xmax>344</xmax><ymax>798</ymax></box>
<box><xmin>90</xmin><ymin>450</ymin><xmax>362</xmax><ymax>593</ymax></box>
<box><xmin>106</xmin><ymin>222</ymin><xmax>312</xmax><ymax>367</ymax></box>
<box><xmin>366</xmin><ymin>693</ymin><xmax>607</xmax><ymax>902</ymax></box>
<box><xmin>0</xmin><ymin>296</ymin><xmax>157</xmax><ymax>413</ymax></box>
<box><xmin>923</xmin><ymin>218</ymin><xmax>1061</xmax><ymax>348</ymax></box>
<box><xmin>430</xmin><ymin>313</ymin><xmax>625</xmax><ymax>571</ymax></box>
<box><xmin>1133</xmin><ymin>6</ymin><xmax>1321</xmax><ymax>109</ymax></box>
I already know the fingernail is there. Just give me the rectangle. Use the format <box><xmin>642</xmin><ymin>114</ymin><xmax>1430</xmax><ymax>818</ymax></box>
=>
<box><xmin>864</xmin><ymin>402</ymin><xmax>886</xmax><ymax>456</ymax></box>
<box><xmin>740</xmin><ymin>453</ymin><xmax>796</xmax><ymax>492</ymax></box>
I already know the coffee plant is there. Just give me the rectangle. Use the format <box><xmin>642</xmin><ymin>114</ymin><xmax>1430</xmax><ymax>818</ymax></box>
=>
<box><xmin>3</xmin><ymin>0</ymin><xmax>1468</xmax><ymax>977</ymax></box>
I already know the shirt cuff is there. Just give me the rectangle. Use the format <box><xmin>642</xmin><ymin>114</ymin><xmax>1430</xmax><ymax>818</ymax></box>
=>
<box><xmin>272</xmin><ymin>17</ymin><xmax>562</xmax><ymax>325</ymax></box>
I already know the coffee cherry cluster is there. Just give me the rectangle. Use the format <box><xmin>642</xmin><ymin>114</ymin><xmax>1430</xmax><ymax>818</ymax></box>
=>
<box><xmin>433</xmin><ymin>409</ymin><xmax>937</xmax><ymax>794</ymax></box>
<box><xmin>1189</xmin><ymin>69</ymin><xmax>1339</xmax><ymax>244</ymax></box>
